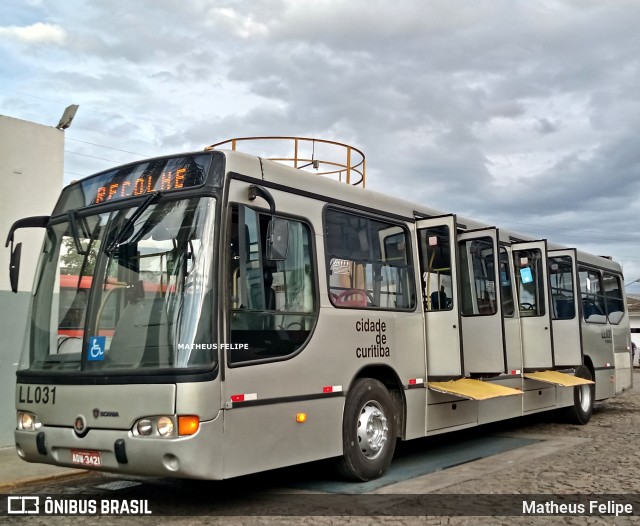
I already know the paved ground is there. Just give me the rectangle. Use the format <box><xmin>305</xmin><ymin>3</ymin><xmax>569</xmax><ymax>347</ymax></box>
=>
<box><xmin>2</xmin><ymin>370</ymin><xmax>639</xmax><ymax>525</ymax></box>
<box><xmin>0</xmin><ymin>448</ymin><xmax>85</xmax><ymax>491</ymax></box>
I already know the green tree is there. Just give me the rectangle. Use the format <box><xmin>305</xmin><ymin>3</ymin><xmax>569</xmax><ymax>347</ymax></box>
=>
<box><xmin>60</xmin><ymin>236</ymin><xmax>99</xmax><ymax>275</ymax></box>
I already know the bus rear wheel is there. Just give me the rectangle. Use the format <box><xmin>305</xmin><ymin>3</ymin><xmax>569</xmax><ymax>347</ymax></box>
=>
<box><xmin>336</xmin><ymin>378</ymin><xmax>397</xmax><ymax>481</ymax></box>
<box><xmin>559</xmin><ymin>364</ymin><xmax>595</xmax><ymax>425</ymax></box>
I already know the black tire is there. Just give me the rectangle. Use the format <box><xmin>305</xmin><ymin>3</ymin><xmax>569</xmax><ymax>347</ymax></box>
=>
<box><xmin>559</xmin><ymin>364</ymin><xmax>595</xmax><ymax>425</ymax></box>
<box><xmin>336</xmin><ymin>378</ymin><xmax>398</xmax><ymax>481</ymax></box>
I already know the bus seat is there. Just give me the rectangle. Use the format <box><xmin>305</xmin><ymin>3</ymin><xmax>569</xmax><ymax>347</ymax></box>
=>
<box><xmin>335</xmin><ymin>289</ymin><xmax>368</xmax><ymax>307</ymax></box>
<box><xmin>554</xmin><ymin>295</ymin><xmax>574</xmax><ymax>319</ymax></box>
<box><xmin>582</xmin><ymin>298</ymin><xmax>604</xmax><ymax>320</ymax></box>
<box><xmin>108</xmin><ymin>293</ymin><xmax>172</xmax><ymax>368</ymax></box>
<box><xmin>608</xmin><ymin>311</ymin><xmax>624</xmax><ymax>324</ymax></box>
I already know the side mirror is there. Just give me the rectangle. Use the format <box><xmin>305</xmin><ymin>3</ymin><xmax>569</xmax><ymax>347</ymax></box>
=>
<box><xmin>267</xmin><ymin>218</ymin><xmax>289</xmax><ymax>261</ymax></box>
<box><xmin>9</xmin><ymin>242</ymin><xmax>22</xmax><ymax>293</ymax></box>
<box><xmin>5</xmin><ymin>215</ymin><xmax>50</xmax><ymax>294</ymax></box>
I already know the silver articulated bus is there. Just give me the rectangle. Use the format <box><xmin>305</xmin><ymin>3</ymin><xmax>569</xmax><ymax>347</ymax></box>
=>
<box><xmin>7</xmin><ymin>137</ymin><xmax>633</xmax><ymax>482</ymax></box>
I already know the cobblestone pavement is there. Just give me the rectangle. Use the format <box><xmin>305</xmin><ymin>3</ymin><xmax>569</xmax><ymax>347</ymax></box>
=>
<box><xmin>5</xmin><ymin>371</ymin><xmax>640</xmax><ymax>526</ymax></box>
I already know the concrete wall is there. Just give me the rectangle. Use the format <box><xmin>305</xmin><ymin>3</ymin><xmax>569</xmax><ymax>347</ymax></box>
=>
<box><xmin>0</xmin><ymin>115</ymin><xmax>64</xmax><ymax>446</ymax></box>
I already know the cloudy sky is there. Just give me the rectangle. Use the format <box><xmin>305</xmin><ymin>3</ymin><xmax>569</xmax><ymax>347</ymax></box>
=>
<box><xmin>2</xmin><ymin>0</ymin><xmax>640</xmax><ymax>291</ymax></box>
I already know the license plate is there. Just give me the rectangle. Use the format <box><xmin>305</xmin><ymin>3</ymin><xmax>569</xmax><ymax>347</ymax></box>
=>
<box><xmin>70</xmin><ymin>449</ymin><xmax>102</xmax><ymax>467</ymax></box>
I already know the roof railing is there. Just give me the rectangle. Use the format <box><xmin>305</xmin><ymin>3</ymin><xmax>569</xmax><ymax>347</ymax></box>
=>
<box><xmin>205</xmin><ymin>136</ymin><xmax>366</xmax><ymax>187</ymax></box>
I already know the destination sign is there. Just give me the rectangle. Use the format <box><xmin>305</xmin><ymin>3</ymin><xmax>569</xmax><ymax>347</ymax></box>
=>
<box><xmin>89</xmin><ymin>155</ymin><xmax>209</xmax><ymax>204</ymax></box>
<box><xmin>95</xmin><ymin>167</ymin><xmax>187</xmax><ymax>203</ymax></box>
<box><xmin>54</xmin><ymin>154</ymin><xmax>212</xmax><ymax>214</ymax></box>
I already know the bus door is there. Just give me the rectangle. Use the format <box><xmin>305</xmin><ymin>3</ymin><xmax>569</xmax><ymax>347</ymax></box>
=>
<box><xmin>512</xmin><ymin>240</ymin><xmax>554</xmax><ymax>370</ymax></box>
<box><xmin>601</xmin><ymin>271</ymin><xmax>632</xmax><ymax>393</ymax></box>
<box><xmin>457</xmin><ymin>228</ymin><xmax>506</xmax><ymax>375</ymax></box>
<box><xmin>221</xmin><ymin>185</ymin><xmax>327</xmax><ymax>478</ymax></box>
<box><xmin>499</xmin><ymin>244</ymin><xmax>524</xmax><ymax>374</ymax></box>
<box><xmin>416</xmin><ymin>215</ymin><xmax>462</xmax><ymax>378</ymax></box>
<box><xmin>548</xmin><ymin>249</ymin><xmax>582</xmax><ymax>367</ymax></box>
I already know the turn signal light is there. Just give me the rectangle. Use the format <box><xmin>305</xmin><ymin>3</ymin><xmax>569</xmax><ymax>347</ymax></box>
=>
<box><xmin>296</xmin><ymin>413</ymin><xmax>307</xmax><ymax>423</ymax></box>
<box><xmin>178</xmin><ymin>415</ymin><xmax>200</xmax><ymax>436</ymax></box>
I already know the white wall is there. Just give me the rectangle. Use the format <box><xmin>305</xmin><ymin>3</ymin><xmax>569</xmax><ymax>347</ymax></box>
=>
<box><xmin>0</xmin><ymin>114</ymin><xmax>64</xmax><ymax>446</ymax></box>
<box><xmin>0</xmin><ymin>115</ymin><xmax>64</xmax><ymax>291</ymax></box>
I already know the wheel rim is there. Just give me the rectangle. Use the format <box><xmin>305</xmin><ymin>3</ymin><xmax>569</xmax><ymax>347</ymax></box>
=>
<box><xmin>578</xmin><ymin>383</ymin><xmax>592</xmax><ymax>413</ymax></box>
<box><xmin>357</xmin><ymin>401</ymin><xmax>389</xmax><ymax>459</ymax></box>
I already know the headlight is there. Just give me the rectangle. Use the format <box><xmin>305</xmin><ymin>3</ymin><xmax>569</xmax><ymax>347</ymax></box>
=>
<box><xmin>136</xmin><ymin>419</ymin><xmax>153</xmax><ymax>436</ymax></box>
<box><xmin>17</xmin><ymin>411</ymin><xmax>41</xmax><ymax>431</ymax></box>
<box><xmin>157</xmin><ymin>417</ymin><xmax>174</xmax><ymax>437</ymax></box>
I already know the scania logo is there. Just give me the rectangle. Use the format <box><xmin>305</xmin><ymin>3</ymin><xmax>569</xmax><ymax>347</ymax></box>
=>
<box><xmin>92</xmin><ymin>408</ymin><xmax>120</xmax><ymax>419</ymax></box>
<box><xmin>74</xmin><ymin>415</ymin><xmax>86</xmax><ymax>435</ymax></box>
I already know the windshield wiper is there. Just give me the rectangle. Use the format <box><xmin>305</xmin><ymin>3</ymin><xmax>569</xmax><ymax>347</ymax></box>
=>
<box><xmin>67</xmin><ymin>211</ymin><xmax>89</xmax><ymax>256</ymax></box>
<box><xmin>106</xmin><ymin>192</ymin><xmax>161</xmax><ymax>253</ymax></box>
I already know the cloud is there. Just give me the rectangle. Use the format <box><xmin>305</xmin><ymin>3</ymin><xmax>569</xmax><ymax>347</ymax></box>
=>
<box><xmin>534</xmin><ymin>118</ymin><xmax>558</xmax><ymax>135</ymax></box>
<box><xmin>3</xmin><ymin>0</ymin><xmax>640</xmax><ymax>287</ymax></box>
<box><xmin>205</xmin><ymin>7</ymin><xmax>269</xmax><ymax>39</ymax></box>
<box><xmin>0</xmin><ymin>22</ymin><xmax>67</xmax><ymax>45</ymax></box>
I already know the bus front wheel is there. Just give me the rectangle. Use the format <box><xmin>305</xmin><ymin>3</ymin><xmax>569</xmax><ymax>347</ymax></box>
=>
<box><xmin>336</xmin><ymin>378</ymin><xmax>397</xmax><ymax>481</ymax></box>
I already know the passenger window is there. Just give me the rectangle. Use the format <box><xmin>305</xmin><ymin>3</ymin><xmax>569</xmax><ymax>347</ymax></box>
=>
<box><xmin>549</xmin><ymin>256</ymin><xmax>576</xmax><ymax>320</ymax></box>
<box><xmin>325</xmin><ymin>209</ymin><xmax>415</xmax><ymax>310</ymax></box>
<box><xmin>458</xmin><ymin>237</ymin><xmax>497</xmax><ymax>316</ymax></box>
<box><xmin>229</xmin><ymin>204</ymin><xmax>316</xmax><ymax>364</ymax></box>
<box><xmin>578</xmin><ymin>267</ymin><xmax>606</xmax><ymax>324</ymax></box>
<box><xmin>418</xmin><ymin>226</ymin><xmax>453</xmax><ymax>312</ymax></box>
<box><xmin>513</xmin><ymin>249</ymin><xmax>546</xmax><ymax>317</ymax></box>
<box><xmin>603</xmin><ymin>272</ymin><xmax>624</xmax><ymax>325</ymax></box>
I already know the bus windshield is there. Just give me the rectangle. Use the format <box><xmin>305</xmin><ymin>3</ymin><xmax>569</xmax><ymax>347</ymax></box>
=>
<box><xmin>21</xmin><ymin>196</ymin><xmax>217</xmax><ymax>375</ymax></box>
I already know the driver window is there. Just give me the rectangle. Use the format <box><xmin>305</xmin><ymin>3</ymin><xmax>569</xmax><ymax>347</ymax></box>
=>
<box><xmin>229</xmin><ymin>204</ymin><xmax>317</xmax><ymax>365</ymax></box>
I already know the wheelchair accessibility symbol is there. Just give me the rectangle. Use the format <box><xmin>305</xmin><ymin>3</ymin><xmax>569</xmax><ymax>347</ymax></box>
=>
<box><xmin>87</xmin><ymin>336</ymin><xmax>106</xmax><ymax>361</ymax></box>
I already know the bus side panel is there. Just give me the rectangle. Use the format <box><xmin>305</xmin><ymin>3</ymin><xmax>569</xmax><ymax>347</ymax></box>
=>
<box><xmin>477</xmin><ymin>389</ymin><xmax>523</xmax><ymax>425</ymax></box>
<box><xmin>222</xmin><ymin>397</ymin><xmax>344</xmax><ymax>479</ymax></box>
<box><xmin>614</xmin><ymin>348</ymin><xmax>632</xmax><ymax>394</ymax></box>
<box><xmin>612</xmin><ymin>313</ymin><xmax>632</xmax><ymax>394</ymax></box>
<box><xmin>176</xmin><ymin>380</ymin><xmax>222</xmax><ymax>422</ymax></box>
<box><xmin>581</xmin><ymin>322</ymin><xmax>616</xmax><ymax>400</ymax></box>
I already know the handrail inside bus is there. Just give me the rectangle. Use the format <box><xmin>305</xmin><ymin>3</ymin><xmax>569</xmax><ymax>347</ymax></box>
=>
<box><xmin>204</xmin><ymin>136</ymin><xmax>366</xmax><ymax>187</ymax></box>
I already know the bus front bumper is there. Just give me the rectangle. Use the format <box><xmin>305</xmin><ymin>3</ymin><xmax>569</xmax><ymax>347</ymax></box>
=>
<box><xmin>14</xmin><ymin>415</ymin><xmax>224</xmax><ymax>480</ymax></box>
